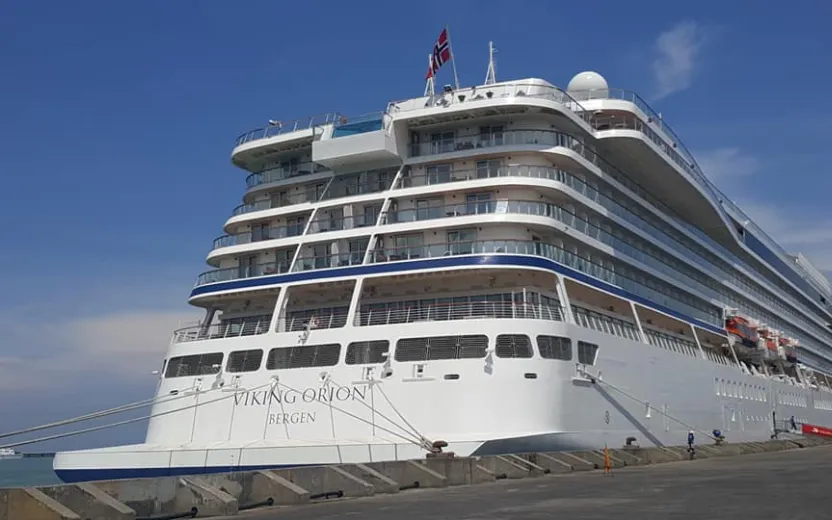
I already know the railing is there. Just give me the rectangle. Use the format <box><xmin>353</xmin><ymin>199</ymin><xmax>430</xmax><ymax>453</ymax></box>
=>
<box><xmin>331</xmin><ymin>111</ymin><xmax>388</xmax><ymax>137</ymax></box>
<box><xmin>235</xmin><ymin>113</ymin><xmax>342</xmax><ymax>147</ymax></box>
<box><xmin>386</xmin><ymin>81</ymin><xmax>591</xmax><ymax>123</ymax></box>
<box><xmin>580</xmin><ymin>89</ymin><xmax>819</xmax><ymax>299</ymax></box>
<box><xmin>410</xmin><ymin>129</ymin><xmax>570</xmax><ymax>157</ymax></box>
<box><xmin>356</xmin><ymin>301</ymin><xmax>563</xmax><ymax>326</ymax></box>
<box><xmin>245</xmin><ymin>163</ymin><xmax>326</xmax><ymax>189</ymax></box>
<box><xmin>232</xmin><ymin>192</ymin><xmax>316</xmax><ymax>216</ymax></box>
<box><xmin>367</xmin><ymin>239</ymin><xmax>720</xmax><ymax>325</ymax></box>
<box><xmin>212</xmin><ymin>225</ymin><xmax>304</xmax><ymax>250</ymax></box>
<box><xmin>292</xmin><ymin>251</ymin><xmax>367</xmax><ymax>272</ymax></box>
<box><xmin>196</xmin><ymin>262</ymin><xmax>291</xmax><ymax>286</ymax></box>
<box><xmin>283</xmin><ymin>309</ymin><xmax>350</xmax><ymax>332</ymax></box>
<box><xmin>172</xmin><ymin>315</ymin><xmax>272</xmax><ymax>343</ymax></box>
<box><xmin>308</xmin><ymin>213</ymin><xmax>377</xmax><ymax>234</ymax></box>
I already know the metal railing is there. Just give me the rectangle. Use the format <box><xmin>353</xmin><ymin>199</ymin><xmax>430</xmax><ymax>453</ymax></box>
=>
<box><xmin>386</xmin><ymin>81</ymin><xmax>590</xmax><ymax>123</ymax></box>
<box><xmin>282</xmin><ymin>310</ymin><xmax>350</xmax><ymax>332</ymax></box>
<box><xmin>172</xmin><ymin>315</ymin><xmax>272</xmax><ymax>343</ymax></box>
<box><xmin>367</xmin><ymin>239</ymin><xmax>720</xmax><ymax>326</ymax></box>
<box><xmin>245</xmin><ymin>163</ymin><xmax>326</xmax><ymax>189</ymax></box>
<box><xmin>356</xmin><ymin>301</ymin><xmax>563</xmax><ymax>326</ymax></box>
<box><xmin>410</xmin><ymin>128</ymin><xmax>570</xmax><ymax>157</ymax></box>
<box><xmin>212</xmin><ymin>225</ymin><xmax>303</xmax><ymax>250</ymax></box>
<box><xmin>234</xmin><ymin>113</ymin><xmax>342</xmax><ymax>147</ymax></box>
<box><xmin>196</xmin><ymin>262</ymin><xmax>291</xmax><ymax>286</ymax></box>
<box><xmin>307</xmin><ymin>213</ymin><xmax>377</xmax><ymax>234</ymax></box>
<box><xmin>232</xmin><ymin>192</ymin><xmax>316</xmax><ymax>216</ymax></box>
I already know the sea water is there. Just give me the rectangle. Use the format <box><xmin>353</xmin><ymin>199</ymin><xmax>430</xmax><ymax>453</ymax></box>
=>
<box><xmin>0</xmin><ymin>456</ymin><xmax>61</xmax><ymax>488</ymax></box>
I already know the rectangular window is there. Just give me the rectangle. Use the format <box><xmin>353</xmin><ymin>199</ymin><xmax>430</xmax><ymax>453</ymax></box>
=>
<box><xmin>476</xmin><ymin>159</ymin><xmax>502</xmax><ymax>179</ymax></box>
<box><xmin>538</xmin><ymin>335</ymin><xmax>572</xmax><ymax>360</ymax></box>
<box><xmin>266</xmin><ymin>344</ymin><xmax>341</xmax><ymax>370</ymax></box>
<box><xmin>495</xmin><ymin>334</ymin><xmax>533</xmax><ymax>358</ymax></box>
<box><xmin>430</xmin><ymin>132</ymin><xmax>455</xmax><ymax>154</ymax></box>
<box><xmin>395</xmin><ymin>335</ymin><xmax>488</xmax><ymax>361</ymax></box>
<box><xmin>226</xmin><ymin>349</ymin><xmax>264</xmax><ymax>373</ymax></box>
<box><xmin>447</xmin><ymin>229</ymin><xmax>476</xmax><ymax>254</ymax></box>
<box><xmin>165</xmin><ymin>353</ymin><xmax>224</xmax><ymax>378</ymax></box>
<box><xmin>425</xmin><ymin>164</ymin><xmax>452</xmax><ymax>185</ymax></box>
<box><xmin>346</xmin><ymin>340</ymin><xmax>389</xmax><ymax>365</ymax></box>
<box><xmin>577</xmin><ymin>341</ymin><xmax>599</xmax><ymax>365</ymax></box>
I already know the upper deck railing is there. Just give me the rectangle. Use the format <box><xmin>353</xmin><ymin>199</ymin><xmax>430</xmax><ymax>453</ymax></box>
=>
<box><xmin>386</xmin><ymin>81</ymin><xmax>592</xmax><ymax>124</ymax></box>
<box><xmin>577</xmin><ymin>88</ymin><xmax>828</xmax><ymax>299</ymax></box>
<box><xmin>234</xmin><ymin>113</ymin><xmax>342</xmax><ymax>147</ymax></box>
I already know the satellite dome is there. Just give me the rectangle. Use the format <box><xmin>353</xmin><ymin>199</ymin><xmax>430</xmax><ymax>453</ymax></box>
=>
<box><xmin>566</xmin><ymin>71</ymin><xmax>609</xmax><ymax>100</ymax></box>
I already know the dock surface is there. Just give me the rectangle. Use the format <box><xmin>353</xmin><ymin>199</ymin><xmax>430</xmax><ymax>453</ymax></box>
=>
<box><xmin>228</xmin><ymin>445</ymin><xmax>832</xmax><ymax>520</ymax></box>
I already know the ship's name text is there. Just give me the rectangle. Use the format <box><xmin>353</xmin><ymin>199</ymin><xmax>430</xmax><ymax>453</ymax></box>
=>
<box><xmin>234</xmin><ymin>385</ymin><xmax>368</xmax><ymax>407</ymax></box>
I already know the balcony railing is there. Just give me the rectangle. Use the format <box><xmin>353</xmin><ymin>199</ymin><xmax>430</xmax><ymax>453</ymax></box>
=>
<box><xmin>172</xmin><ymin>314</ymin><xmax>272</xmax><ymax>343</ymax></box>
<box><xmin>356</xmin><ymin>301</ymin><xmax>563</xmax><ymax>326</ymax></box>
<box><xmin>212</xmin><ymin>225</ymin><xmax>304</xmax><ymax>250</ymax></box>
<box><xmin>235</xmin><ymin>113</ymin><xmax>342</xmax><ymax>147</ymax></box>
<box><xmin>282</xmin><ymin>309</ymin><xmax>350</xmax><ymax>332</ymax></box>
<box><xmin>410</xmin><ymin>129</ymin><xmax>572</xmax><ymax>157</ymax></box>
<box><xmin>232</xmin><ymin>192</ymin><xmax>316</xmax><ymax>216</ymax></box>
<box><xmin>308</xmin><ymin>213</ymin><xmax>378</xmax><ymax>234</ymax></box>
<box><xmin>195</xmin><ymin>262</ymin><xmax>291</xmax><ymax>286</ymax></box>
<box><xmin>245</xmin><ymin>163</ymin><xmax>326</xmax><ymax>189</ymax></box>
<box><xmin>367</xmin><ymin>239</ymin><xmax>720</xmax><ymax>326</ymax></box>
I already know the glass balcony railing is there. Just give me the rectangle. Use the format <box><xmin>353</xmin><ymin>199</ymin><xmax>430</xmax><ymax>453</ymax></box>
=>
<box><xmin>292</xmin><ymin>251</ymin><xmax>367</xmax><ymax>272</ymax></box>
<box><xmin>232</xmin><ymin>192</ymin><xmax>316</xmax><ymax>216</ymax></box>
<box><xmin>356</xmin><ymin>300</ymin><xmax>563</xmax><ymax>327</ymax></box>
<box><xmin>366</xmin><ymin>239</ymin><xmax>720</xmax><ymax>326</ymax></box>
<box><xmin>172</xmin><ymin>314</ymin><xmax>272</xmax><ymax>343</ymax></box>
<box><xmin>212</xmin><ymin>225</ymin><xmax>305</xmax><ymax>250</ymax></box>
<box><xmin>410</xmin><ymin>129</ymin><xmax>572</xmax><ymax>157</ymax></box>
<box><xmin>307</xmin><ymin>213</ymin><xmax>378</xmax><ymax>234</ymax></box>
<box><xmin>245</xmin><ymin>163</ymin><xmax>326</xmax><ymax>189</ymax></box>
<box><xmin>195</xmin><ymin>261</ymin><xmax>291</xmax><ymax>287</ymax></box>
<box><xmin>235</xmin><ymin>113</ymin><xmax>342</xmax><ymax>147</ymax></box>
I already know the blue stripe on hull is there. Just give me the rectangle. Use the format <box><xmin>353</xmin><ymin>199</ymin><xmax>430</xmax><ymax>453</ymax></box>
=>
<box><xmin>191</xmin><ymin>254</ymin><xmax>724</xmax><ymax>335</ymax></box>
<box><xmin>55</xmin><ymin>463</ymin><xmax>314</xmax><ymax>483</ymax></box>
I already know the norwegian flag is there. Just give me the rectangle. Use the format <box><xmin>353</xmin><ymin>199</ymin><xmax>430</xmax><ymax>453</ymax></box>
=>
<box><xmin>425</xmin><ymin>28</ymin><xmax>452</xmax><ymax>80</ymax></box>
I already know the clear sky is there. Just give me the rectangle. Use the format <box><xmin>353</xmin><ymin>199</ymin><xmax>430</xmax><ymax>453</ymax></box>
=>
<box><xmin>0</xmin><ymin>0</ymin><xmax>830</xmax><ymax>451</ymax></box>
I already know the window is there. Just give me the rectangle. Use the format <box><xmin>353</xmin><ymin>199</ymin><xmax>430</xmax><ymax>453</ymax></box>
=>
<box><xmin>346</xmin><ymin>340</ymin><xmax>389</xmax><ymax>365</ymax></box>
<box><xmin>495</xmin><ymin>334</ymin><xmax>533</xmax><ymax>358</ymax></box>
<box><xmin>388</xmin><ymin>234</ymin><xmax>423</xmax><ymax>259</ymax></box>
<box><xmin>165</xmin><ymin>353</ymin><xmax>224</xmax><ymax>378</ymax></box>
<box><xmin>465</xmin><ymin>192</ymin><xmax>492</xmax><ymax>215</ymax></box>
<box><xmin>476</xmin><ymin>159</ymin><xmax>502</xmax><ymax>179</ymax></box>
<box><xmin>266</xmin><ymin>344</ymin><xmax>341</xmax><ymax>370</ymax></box>
<box><xmin>447</xmin><ymin>229</ymin><xmax>476</xmax><ymax>254</ymax></box>
<box><xmin>286</xmin><ymin>216</ymin><xmax>305</xmax><ymax>236</ymax></box>
<box><xmin>415</xmin><ymin>197</ymin><xmax>443</xmax><ymax>220</ymax></box>
<box><xmin>479</xmin><ymin>125</ymin><xmax>504</xmax><ymax>146</ymax></box>
<box><xmin>430</xmin><ymin>132</ymin><xmax>455</xmax><ymax>154</ymax></box>
<box><xmin>577</xmin><ymin>341</ymin><xmax>599</xmax><ymax>365</ymax></box>
<box><xmin>226</xmin><ymin>349</ymin><xmax>264</xmax><ymax>373</ymax></box>
<box><xmin>395</xmin><ymin>335</ymin><xmax>488</xmax><ymax>361</ymax></box>
<box><xmin>426</xmin><ymin>164</ymin><xmax>452</xmax><ymax>185</ymax></box>
<box><xmin>538</xmin><ymin>335</ymin><xmax>572</xmax><ymax>360</ymax></box>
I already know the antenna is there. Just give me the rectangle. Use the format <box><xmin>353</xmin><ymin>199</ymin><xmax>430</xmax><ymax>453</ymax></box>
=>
<box><xmin>424</xmin><ymin>53</ymin><xmax>435</xmax><ymax>96</ymax></box>
<box><xmin>484</xmin><ymin>41</ymin><xmax>497</xmax><ymax>85</ymax></box>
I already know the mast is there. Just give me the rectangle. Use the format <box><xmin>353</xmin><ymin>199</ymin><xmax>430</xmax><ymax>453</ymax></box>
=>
<box><xmin>484</xmin><ymin>41</ymin><xmax>497</xmax><ymax>85</ymax></box>
<box><xmin>424</xmin><ymin>53</ymin><xmax>435</xmax><ymax>96</ymax></box>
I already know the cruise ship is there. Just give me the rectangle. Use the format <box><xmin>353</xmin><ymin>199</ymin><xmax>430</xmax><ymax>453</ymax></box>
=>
<box><xmin>52</xmin><ymin>38</ymin><xmax>832</xmax><ymax>482</ymax></box>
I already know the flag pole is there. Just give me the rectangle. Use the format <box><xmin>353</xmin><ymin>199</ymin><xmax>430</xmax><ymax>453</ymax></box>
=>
<box><xmin>445</xmin><ymin>24</ymin><xmax>461</xmax><ymax>90</ymax></box>
<box><xmin>424</xmin><ymin>53</ymin><xmax>435</xmax><ymax>97</ymax></box>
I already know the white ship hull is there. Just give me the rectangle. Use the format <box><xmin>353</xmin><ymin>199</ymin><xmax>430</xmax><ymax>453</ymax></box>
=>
<box><xmin>53</xmin><ymin>317</ymin><xmax>828</xmax><ymax>482</ymax></box>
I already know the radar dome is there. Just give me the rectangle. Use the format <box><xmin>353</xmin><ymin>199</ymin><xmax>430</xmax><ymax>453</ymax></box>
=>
<box><xmin>566</xmin><ymin>71</ymin><xmax>609</xmax><ymax>100</ymax></box>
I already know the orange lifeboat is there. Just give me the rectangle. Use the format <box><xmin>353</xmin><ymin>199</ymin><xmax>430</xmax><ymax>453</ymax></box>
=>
<box><xmin>725</xmin><ymin>313</ymin><xmax>760</xmax><ymax>349</ymax></box>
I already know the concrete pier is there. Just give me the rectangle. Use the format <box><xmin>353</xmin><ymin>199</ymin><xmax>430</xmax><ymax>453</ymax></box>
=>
<box><xmin>2</xmin><ymin>436</ymin><xmax>831</xmax><ymax>519</ymax></box>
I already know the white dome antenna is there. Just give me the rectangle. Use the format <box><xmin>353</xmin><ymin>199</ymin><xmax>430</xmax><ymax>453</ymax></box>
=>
<box><xmin>567</xmin><ymin>71</ymin><xmax>609</xmax><ymax>100</ymax></box>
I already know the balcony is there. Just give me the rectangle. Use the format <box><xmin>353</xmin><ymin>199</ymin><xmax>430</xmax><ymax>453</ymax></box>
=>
<box><xmin>356</xmin><ymin>299</ymin><xmax>563</xmax><ymax>327</ymax></box>
<box><xmin>172</xmin><ymin>314</ymin><xmax>273</xmax><ymax>343</ymax></box>
<box><xmin>232</xmin><ymin>192</ymin><xmax>315</xmax><ymax>217</ymax></box>
<box><xmin>212</xmin><ymin>224</ymin><xmax>304</xmax><ymax>250</ymax></box>
<box><xmin>312</xmin><ymin>112</ymin><xmax>399</xmax><ymax>169</ymax></box>
<box><xmin>245</xmin><ymin>162</ymin><xmax>327</xmax><ymax>191</ymax></box>
<box><xmin>232</xmin><ymin>114</ymin><xmax>342</xmax><ymax>169</ymax></box>
<box><xmin>409</xmin><ymin>129</ymin><xmax>576</xmax><ymax>160</ymax></box>
<box><xmin>195</xmin><ymin>261</ymin><xmax>291</xmax><ymax>287</ymax></box>
<box><xmin>307</xmin><ymin>213</ymin><xmax>378</xmax><ymax>234</ymax></box>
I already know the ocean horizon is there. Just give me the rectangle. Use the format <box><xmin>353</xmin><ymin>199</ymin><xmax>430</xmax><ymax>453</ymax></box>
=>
<box><xmin>0</xmin><ymin>456</ymin><xmax>61</xmax><ymax>488</ymax></box>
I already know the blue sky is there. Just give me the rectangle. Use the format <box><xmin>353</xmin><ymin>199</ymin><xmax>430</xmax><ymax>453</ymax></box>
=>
<box><xmin>0</xmin><ymin>1</ymin><xmax>830</xmax><ymax>451</ymax></box>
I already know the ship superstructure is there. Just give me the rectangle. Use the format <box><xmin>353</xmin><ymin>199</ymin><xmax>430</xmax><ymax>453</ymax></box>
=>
<box><xmin>53</xmin><ymin>52</ymin><xmax>832</xmax><ymax>481</ymax></box>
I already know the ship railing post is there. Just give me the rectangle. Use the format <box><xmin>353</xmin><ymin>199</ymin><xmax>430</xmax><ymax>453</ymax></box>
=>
<box><xmin>554</xmin><ymin>275</ymin><xmax>575</xmax><ymax>324</ymax></box>
<box><xmin>345</xmin><ymin>277</ymin><xmax>365</xmax><ymax>328</ymax></box>
<box><xmin>690</xmin><ymin>325</ymin><xmax>707</xmax><ymax>360</ymax></box>
<box><xmin>629</xmin><ymin>302</ymin><xmax>648</xmax><ymax>344</ymax></box>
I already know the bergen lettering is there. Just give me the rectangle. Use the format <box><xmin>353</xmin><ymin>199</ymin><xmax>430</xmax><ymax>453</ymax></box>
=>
<box><xmin>233</xmin><ymin>385</ymin><xmax>368</xmax><ymax>407</ymax></box>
